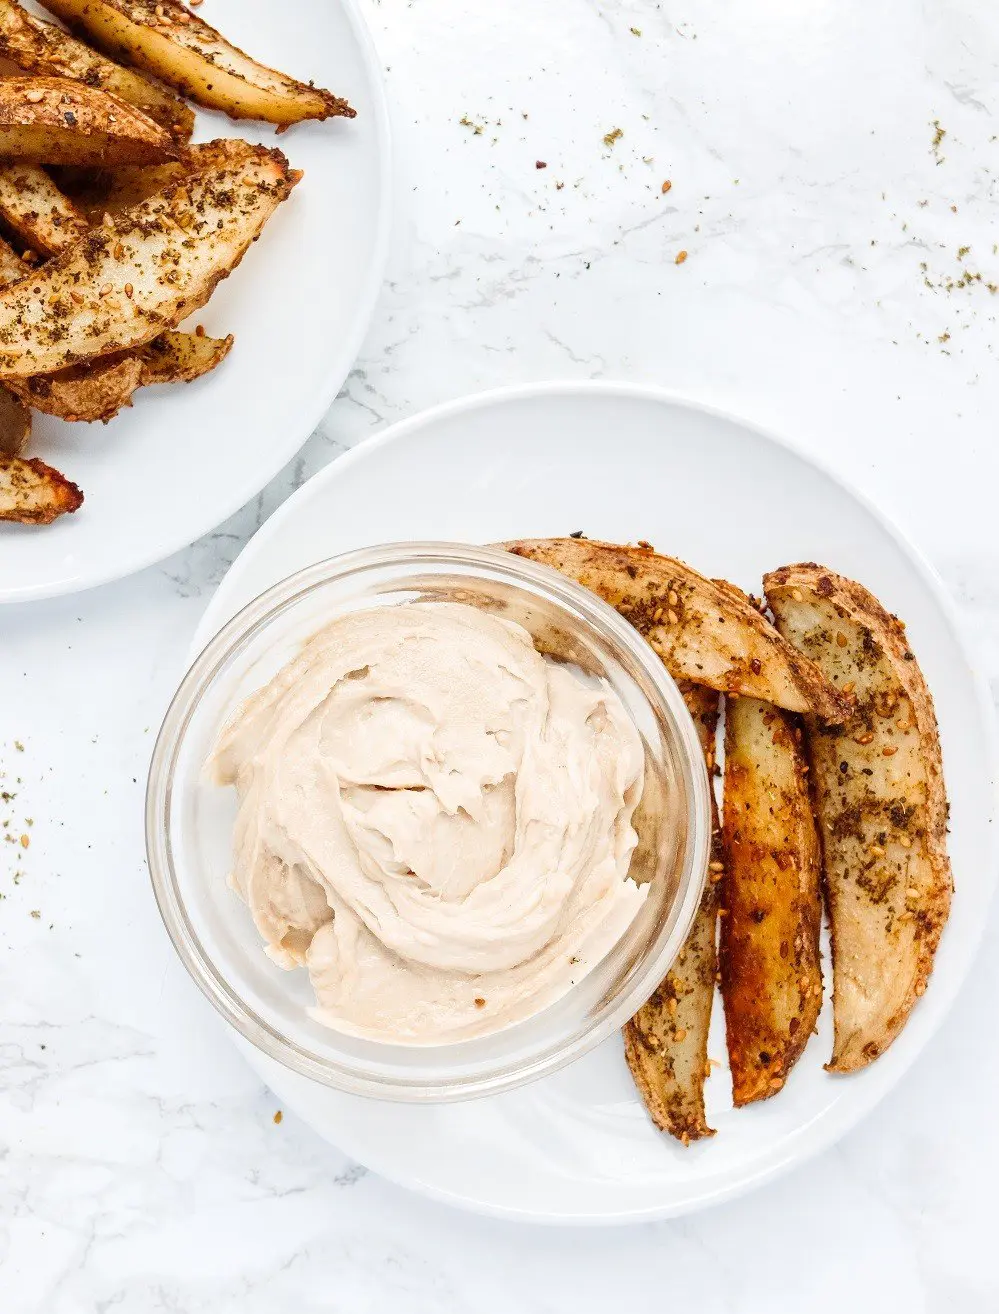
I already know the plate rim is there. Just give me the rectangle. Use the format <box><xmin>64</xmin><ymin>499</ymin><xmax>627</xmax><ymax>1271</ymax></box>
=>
<box><xmin>2</xmin><ymin>0</ymin><xmax>393</xmax><ymax>607</ymax></box>
<box><xmin>192</xmin><ymin>380</ymin><xmax>999</xmax><ymax>1224</ymax></box>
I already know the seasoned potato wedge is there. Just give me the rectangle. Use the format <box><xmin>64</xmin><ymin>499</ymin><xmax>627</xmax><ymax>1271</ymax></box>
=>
<box><xmin>137</xmin><ymin>327</ymin><xmax>232</xmax><ymax>384</ymax></box>
<box><xmin>0</xmin><ymin>161</ymin><xmax>88</xmax><ymax>254</ymax></box>
<box><xmin>0</xmin><ymin>75</ymin><xmax>177</xmax><ymax>165</ymax></box>
<box><xmin>0</xmin><ymin>385</ymin><xmax>30</xmax><ymax>453</ymax></box>
<box><xmin>765</xmin><ymin>564</ymin><xmax>952</xmax><ymax>1073</ymax></box>
<box><xmin>39</xmin><ymin>0</ymin><xmax>355</xmax><ymax>125</ymax></box>
<box><xmin>8</xmin><ymin>353</ymin><xmax>143</xmax><ymax>421</ymax></box>
<box><xmin>0</xmin><ymin>453</ymin><xmax>81</xmax><ymax>522</ymax></box>
<box><xmin>624</xmin><ymin>682</ymin><xmax>722</xmax><ymax>1144</ymax></box>
<box><xmin>0</xmin><ymin>0</ymin><xmax>193</xmax><ymax>138</ymax></box>
<box><xmin>505</xmin><ymin>539</ymin><xmax>851</xmax><ymax>721</ymax></box>
<box><xmin>0</xmin><ymin>144</ymin><xmax>298</xmax><ymax>378</ymax></box>
<box><xmin>66</xmin><ymin>137</ymin><xmax>262</xmax><ymax>221</ymax></box>
<box><xmin>720</xmin><ymin>697</ymin><xmax>823</xmax><ymax>1105</ymax></box>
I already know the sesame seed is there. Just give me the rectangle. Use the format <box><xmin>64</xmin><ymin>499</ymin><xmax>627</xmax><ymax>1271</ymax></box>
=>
<box><xmin>24</xmin><ymin>89</ymin><xmax>44</xmax><ymax>104</ymax></box>
<box><xmin>653</xmin><ymin>607</ymin><xmax>663</xmax><ymax>622</ymax></box>
<box><xmin>709</xmin><ymin>860</ymin><xmax>725</xmax><ymax>872</ymax></box>
<box><xmin>899</xmin><ymin>835</ymin><xmax>912</xmax><ymax>849</ymax></box>
<box><xmin>842</xmin><ymin>681</ymin><xmax>856</xmax><ymax>694</ymax></box>
<box><xmin>114</xmin><ymin>242</ymin><xmax>125</xmax><ymax>259</ymax></box>
<box><xmin>19</xmin><ymin>834</ymin><xmax>28</xmax><ymax>848</ymax></box>
<box><xmin>915</xmin><ymin>981</ymin><xmax>926</xmax><ymax>996</ymax></box>
<box><xmin>667</xmin><ymin>590</ymin><xmax>679</xmax><ymax>607</ymax></box>
<box><xmin>124</xmin><ymin>283</ymin><xmax>133</xmax><ymax>298</ymax></box>
<box><xmin>836</xmin><ymin>632</ymin><xmax>848</xmax><ymax>647</ymax></box>
<box><xmin>791</xmin><ymin>588</ymin><xmax>803</xmax><ymax>602</ymax></box>
<box><xmin>667</xmin><ymin>997</ymin><xmax>678</xmax><ymax>1016</ymax></box>
<box><xmin>896</xmin><ymin>718</ymin><xmax>909</xmax><ymax>730</ymax></box>
<box><xmin>855</xmin><ymin>733</ymin><xmax>874</xmax><ymax>745</ymax></box>
<box><xmin>906</xmin><ymin>887</ymin><xmax>918</xmax><ymax>898</ymax></box>
<box><xmin>195</xmin><ymin>323</ymin><xmax>205</xmax><ymax>337</ymax></box>
<box><xmin>770</xmin><ymin>1076</ymin><xmax>784</xmax><ymax>1090</ymax></box>
<box><xmin>661</xmin><ymin>180</ymin><xmax>672</xmax><ymax>193</ymax></box>
<box><xmin>99</xmin><ymin>283</ymin><xmax>112</xmax><ymax>297</ymax></box>
<box><xmin>674</xmin><ymin>250</ymin><xmax>688</xmax><ymax>264</ymax></box>
<box><xmin>882</xmin><ymin>746</ymin><xmax>897</xmax><ymax>757</ymax></box>
<box><xmin>667</xmin><ymin>609</ymin><xmax>679</xmax><ymax>625</ymax></box>
<box><xmin>870</xmin><ymin>844</ymin><xmax>885</xmax><ymax>856</ymax></box>
<box><xmin>674</xmin><ymin>1027</ymin><xmax>687</xmax><ymax>1042</ymax></box>
<box><xmin>474</xmin><ymin>997</ymin><xmax>486</xmax><ymax>1008</ymax></box>
<box><xmin>70</xmin><ymin>290</ymin><xmax>83</xmax><ymax>304</ymax></box>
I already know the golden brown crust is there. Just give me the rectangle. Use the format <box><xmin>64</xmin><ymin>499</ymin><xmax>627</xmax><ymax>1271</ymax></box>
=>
<box><xmin>504</xmin><ymin>538</ymin><xmax>851</xmax><ymax>722</ymax></box>
<box><xmin>764</xmin><ymin>563</ymin><xmax>952</xmax><ymax>1073</ymax></box>
<box><xmin>0</xmin><ymin>385</ymin><xmax>30</xmax><ymax>454</ymax></box>
<box><xmin>38</xmin><ymin>0</ymin><xmax>355</xmax><ymax>125</ymax></box>
<box><xmin>720</xmin><ymin>696</ymin><xmax>823</xmax><ymax>1105</ymax></box>
<box><xmin>0</xmin><ymin>76</ymin><xmax>177</xmax><ymax>166</ymax></box>
<box><xmin>0</xmin><ymin>453</ymin><xmax>82</xmax><ymax>523</ymax></box>
<box><xmin>7</xmin><ymin>353</ymin><xmax>143</xmax><ymax>422</ymax></box>
<box><xmin>623</xmin><ymin>682</ymin><xmax>721</xmax><ymax>1143</ymax></box>
<box><xmin>0</xmin><ymin>144</ymin><xmax>297</xmax><ymax>378</ymax></box>
<box><xmin>0</xmin><ymin>0</ymin><xmax>194</xmax><ymax>139</ymax></box>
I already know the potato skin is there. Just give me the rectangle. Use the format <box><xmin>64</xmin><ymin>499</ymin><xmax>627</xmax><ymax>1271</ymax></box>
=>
<box><xmin>624</xmin><ymin>682</ymin><xmax>722</xmax><ymax>1143</ymax></box>
<box><xmin>720</xmin><ymin>696</ymin><xmax>823</xmax><ymax>1105</ymax></box>
<box><xmin>765</xmin><ymin>564</ymin><xmax>952</xmax><ymax>1073</ymax></box>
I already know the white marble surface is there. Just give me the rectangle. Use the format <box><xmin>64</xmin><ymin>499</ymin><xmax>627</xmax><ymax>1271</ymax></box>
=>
<box><xmin>4</xmin><ymin>0</ymin><xmax>999</xmax><ymax>1307</ymax></box>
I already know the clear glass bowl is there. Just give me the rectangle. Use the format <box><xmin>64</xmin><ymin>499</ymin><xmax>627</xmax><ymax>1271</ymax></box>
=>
<box><xmin>146</xmin><ymin>543</ymin><xmax>712</xmax><ymax>1101</ymax></box>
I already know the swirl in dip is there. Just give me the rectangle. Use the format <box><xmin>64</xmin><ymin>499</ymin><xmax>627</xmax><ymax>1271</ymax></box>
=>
<box><xmin>211</xmin><ymin>601</ymin><xmax>647</xmax><ymax>1043</ymax></box>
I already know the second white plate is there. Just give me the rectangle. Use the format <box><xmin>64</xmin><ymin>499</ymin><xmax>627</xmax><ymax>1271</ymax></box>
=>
<box><xmin>1</xmin><ymin>0</ymin><xmax>390</xmax><ymax>604</ymax></box>
<box><xmin>188</xmin><ymin>383</ymin><xmax>997</xmax><ymax>1223</ymax></box>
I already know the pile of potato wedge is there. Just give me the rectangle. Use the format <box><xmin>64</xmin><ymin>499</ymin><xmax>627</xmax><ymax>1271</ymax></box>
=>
<box><xmin>0</xmin><ymin>0</ymin><xmax>355</xmax><ymax>527</ymax></box>
<box><xmin>506</xmin><ymin>539</ymin><xmax>952</xmax><ymax>1145</ymax></box>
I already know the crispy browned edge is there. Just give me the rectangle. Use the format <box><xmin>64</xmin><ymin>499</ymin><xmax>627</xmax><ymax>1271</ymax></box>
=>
<box><xmin>0</xmin><ymin>453</ymin><xmax>82</xmax><ymax>523</ymax></box>
<box><xmin>504</xmin><ymin>538</ymin><xmax>852</xmax><ymax>723</ymax></box>
<box><xmin>720</xmin><ymin>698</ymin><xmax>823</xmax><ymax>1105</ymax></box>
<box><xmin>0</xmin><ymin>383</ymin><xmax>30</xmax><ymax>453</ymax></box>
<box><xmin>623</xmin><ymin>682</ymin><xmax>721</xmax><ymax>1143</ymax></box>
<box><xmin>7</xmin><ymin>354</ymin><xmax>143</xmax><ymax>422</ymax></box>
<box><xmin>38</xmin><ymin>0</ymin><xmax>355</xmax><ymax>122</ymax></box>
<box><xmin>764</xmin><ymin>563</ymin><xmax>952</xmax><ymax>1072</ymax></box>
<box><xmin>137</xmin><ymin>328</ymin><xmax>233</xmax><ymax>384</ymax></box>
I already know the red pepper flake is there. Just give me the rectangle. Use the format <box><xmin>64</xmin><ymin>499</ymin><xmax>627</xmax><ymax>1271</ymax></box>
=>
<box><xmin>535</xmin><ymin>160</ymin><xmax>547</xmax><ymax>169</ymax></box>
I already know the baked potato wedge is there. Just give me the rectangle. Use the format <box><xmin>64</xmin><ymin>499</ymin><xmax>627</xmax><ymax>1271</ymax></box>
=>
<box><xmin>720</xmin><ymin>696</ymin><xmax>823</xmax><ymax>1105</ymax></box>
<box><xmin>137</xmin><ymin>327</ymin><xmax>232</xmax><ymax>384</ymax></box>
<box><xmin>65</xmin><ymin>137</ymin><xmax>262</xmax><ymax>221</ymax></box>
<box><xmin>7</xmin><ymin>352</ymin><xmax>142</xmax><ymax>421</ymax></box>
<box><xmin>0</xmin><ymin>453</ymin><xmax>81</xmax><ymax>522</ymax></box>
<box><xmin>0</xmin><ymin>75</ymin><xmax>178</xmax><ymax>166</ymax></box>
<box><xmin>0</xmin><ymin>161</ymin><xmax>88</xmax><ymax>254</ymax></box>
<box><xmin>504</xmin><ymin>539</ymin><xmax>851</xmax><ymax>722</ymax></box>
<box><xmin>624</xmin><ymin>683</ymin><xmax>722</xmax><ymax>1144</ymax></box>
<box><xmin>38</xmin><ymin>0</ymin><xmax>355</xmax><ymax>125</ymax></box>
<box><xmin>0</xmin><ymin>0</ymin><xmax>193</xmax><ymax>138</ymax></box>
<box><xmin>765</xmin><ymin>564</ymin><xmax>952</xmax><ymax>1073</ymax></box>
<box><xmin>0</xmin><ymin>385</ymin><xmax>30</xmax><ymax>453</ymax></box>
<box><xmin>0</xmin><ymin>144</ymin><xmax>298</xmax><ymax>378</ymax></box>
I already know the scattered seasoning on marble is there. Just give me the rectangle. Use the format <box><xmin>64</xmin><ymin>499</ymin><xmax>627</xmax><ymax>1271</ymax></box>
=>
<box><xmin>630</xmin><ymin>26</ymin><xmax>642</xmax><ymax>35</ymax></box>
<box><xmin>273</xmin><ymin>1110</ymin><xmax>283</xmax><ymax>1124</ymax></box>
<box><xmin>602</xmin><ymin>127</ymin><xmax>623</xmax><ymax>148</ymax></box>
<box><xmin>930</xmin><ymin>119</ymin><xmax>946</xmax><ymax>164</ymax></box>
<box><xmin>675</xmin><ymin>250</ymin><xmax>688</xmax><ymax>265</ymax></box>
<box><xmin>29</xmin><ymin>909</ymin><xmax>39</xmax><ymax>919</ymax></box>
<box><xmin>661</xmin><ymin>180</ymin><xmax>672</xmax><ymax>194</ymax></box>
<box><xmin>535</xmin><ymin>160</ymin><xmax>546</xmax><ymax>169</ymax></box>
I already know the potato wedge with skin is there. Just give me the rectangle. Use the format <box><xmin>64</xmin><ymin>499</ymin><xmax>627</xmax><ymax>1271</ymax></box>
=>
<box><xmin>504</xmin><ymin>539</ymin><xmax>852</xmax><ymax>722</ymax></box>
<box><xmin>0</xmin><ymin>453</ymin><xmax>81</xmax><ymax>523</ymax></box>
<box><xmin>39</xmin><ymin>0</ymin><xmax>355</xmax><ymax>125</ymax></box>
<box><xmin>7</xmin><ymin>353</ymin><xmax>143</xmax><ymax>422</ymax></box>
<box><xmin>0</xmin><ymin>161</ymin><xmax>88</xmax><ymax>255</ymax></box>
<box><xmin>0</xmin><ymin>75</ymin><xmax>178</xmax><ymax>166</ymax></box>
<box><xmin>0</xmin><ymin>0</ymin><xmax>193</xmax><ymax>138</ymax></box>
<box><xmin>137</xmin><ymin>327</ymin><xmax>232</xmax><ymax>384</ymax></box>
<box><xmin>0</xmin><ymin>145</ymin><xmax>298</xmax><ymax>378</ymax></box>
<box><xmin>720</xmin><ymin>697</ymin><xmax>823</xmax><ymax>1105</ymax></box>
<box><xmin>764</xmin><ymin>564</ymin><xmax>952</xmax><ymax>1073</ymax></box>
<box><xmin>624</xmin><ymin>682</ymin><xmax>722</xmax><ymax>1144</ymax></box>
<box><xmin>0</xmin><ymin>385</ymin><xmax>30</xmax><ymax>454</ymax></box>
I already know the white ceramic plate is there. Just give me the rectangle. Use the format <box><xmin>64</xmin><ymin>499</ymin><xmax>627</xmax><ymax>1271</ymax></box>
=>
<box><xmin>0</xmin><ymin>0</ymin><xmax>390</xmax><ymax>604</ymax></box>
<box><xmin>189</xmin><ymin>383</ymin><xmax>998</xmax><ymax>1224</ymax></box>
